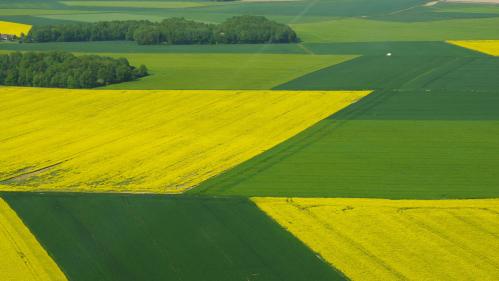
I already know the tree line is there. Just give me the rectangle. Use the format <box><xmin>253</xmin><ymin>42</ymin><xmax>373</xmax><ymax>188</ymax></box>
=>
<box><xmin>24</xmin><ymin>16</ymin><xmax>299</xmax><ymax>45</ymax></box>
<box><xmin>0</xmin><ymin>51</ymin><xmax>148</xmax><ymax>88</ymax></box>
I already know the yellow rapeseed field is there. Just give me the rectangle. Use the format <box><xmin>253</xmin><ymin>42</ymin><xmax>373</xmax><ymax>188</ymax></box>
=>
<box><xmin>0</xmin><ymin>198</ymin><xmax>67</xmax><ymax>281</ymax></box>
<box><xmin>253</xmin><ymin>197</ymin><xmax>499</xmax><ymax>281</ymax></box>
<box><xmin>0</xmin><ymin>87</ymin><xmax>371</xmax><ymax>193</ymax></box>
<box><xmin>447</xmin><ymin>40</ymin><xmax>499</xmax><ymax>56</ymax></box>
<box><xmin>0</xmin><ymin>20</ymin><xmax>32</xmax><ymax>37</ymax></box>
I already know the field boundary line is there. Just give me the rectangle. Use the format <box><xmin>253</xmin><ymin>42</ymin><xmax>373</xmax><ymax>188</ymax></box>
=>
<box><xmin>297</xmin><ymin>43</ymin><xmax>316</xmax><ymax>55</ymax></box>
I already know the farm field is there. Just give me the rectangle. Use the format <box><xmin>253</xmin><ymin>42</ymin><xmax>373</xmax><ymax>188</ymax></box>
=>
<box><xmin>193</xmin><ymin>41</ymin><xmax>499</xmax><ymax>199</ymax></box>
<box><xmin>1</xmin><ymin>193</ymin><xmax>346</xmax><ymax>281</ymax></box>
<box><xmin>253</xmin><ymin>197</ymin><xmax>499</xmax><ymax>281</ymax></box>
<box><xmin>291</xmin><ymin>17</ymin><xmax>499</xmax><ymax>43</ymax></box>
<box><xmin>0</xmin><ymin>0</ymin><xmax>499</xmax><ymax>279</ymax></box>
<box><xmin>432</xmin><ymin>3</ymin><xmax>499</xmax><ymax>14</ymax></box>
<box><xmin>0</xmin><ymin>0</ymin><xmax>427</xmax><ymax>25</ymax></box>
<box><xmin>0</xmin><ymin>20</ymin><xmax>31</xmax><ymax>36</ymax></box>
<box><xmin>3</xmin><ymin>0</ymin><xmax>499</xmax><ymax>39</ymax></box>
<box><xmin>0</xmin><ymin>41</ymin><xmax>310</xmax><ymax>54</ymax></box>
<box><xmin>447</xmin><ymin>39</ymin><xmax>499</xmax><ymax>56</ymax></box>
<box><xmin>102</xmin><ymin>53</ymin><xmax>355</xmax><ymax>90</ymax></box>
<box><xmin>0</xmin><ymin>198</ymin><xmax>67</xmax><ymax>281</ymax></box>
<box><xmin>0</xmin><ymin>87</ymin><xmax>370</xmax><ymax>193</ymax></box>
<box><xmin>0</xmin><ymin>50</ymin><xmax>352</xmax><ymax>90</ymax></box>
<box><xmin>35</xmin><ymin>13</ymin><xmax>184</xmax><ymax>23</ymax></box>
<box><xmin>0</xmin><ymin>40</ymin><xmax>485</xmax><ymax>56</ymax></box>
<box><xmin>0</xmin><ymin>9</ymin><xmax>97</xmax><ymax>16</ymax></box>
<box><xmin>59</xmin><ymin>1</ymin><xmax>219</xmax><ymax>9</ymax></box>
<box><xmin>194</xmin><ymin>120</ymin><xmax>499</xmax><ymax>198</ymax></box>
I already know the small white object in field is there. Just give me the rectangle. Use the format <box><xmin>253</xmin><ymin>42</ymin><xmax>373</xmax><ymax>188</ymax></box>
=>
<box><xmin>386</xmin><ymin>53</ymin><xmax>392</xmax><ymax>56</ymax></box>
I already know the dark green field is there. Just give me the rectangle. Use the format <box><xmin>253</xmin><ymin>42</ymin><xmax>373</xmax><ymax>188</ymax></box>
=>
<box><xmin>1</xmin><ymin>193</ymin><xmax>345</xmax><ymax>281</ymax></box>
<box><xmin>0</xmin><ymin>41</ymin><xmax>308</xmax><ymax>54</ymax></box>
<box><xmin>192</xmin><ymin>119</ymin><xmax>499</xmax><ymax>198</ymax></box>
<box><xmin>277</xmin><ymin>49</ymin><xmax>498</xmax><ymax>94</ymax></box>
<box><xmin>192</xmin><ymin>41</ymin><xmax>499</xmax><ymax>199</ymax></box>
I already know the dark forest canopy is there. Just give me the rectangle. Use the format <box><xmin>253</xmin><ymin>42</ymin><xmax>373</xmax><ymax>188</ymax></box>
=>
<box><xmin>0</xmin><ymin>51</ymin><xmax>148</xmax><ymax>88</ymax></box>
<box><xmin>215</xmin><ymin>16</ymin><xmax>298</xmax><ymax>44</ymax></box>
<box><xmin>25</xmin><ymin>16</ymin><xmax>299</xmax><ymax>45</ymax></box>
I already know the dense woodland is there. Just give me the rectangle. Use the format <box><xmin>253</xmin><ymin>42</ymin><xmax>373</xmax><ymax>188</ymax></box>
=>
<box><xmin>0</xmin><ymin>51</ymin><xmax>148</xmax><ymax>88</ymax></box>
<box><xmin>25</xmin><ymin>16</ymin><xmax>299</xmax><ymax>45</ymax></box>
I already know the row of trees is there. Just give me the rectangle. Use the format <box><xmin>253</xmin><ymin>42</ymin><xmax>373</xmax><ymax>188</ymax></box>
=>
<box><xmin>0</xmin><ymin>51</ymin><xmax>148</xmax><ymax>88</ymax></box>
<box><xmin>25</xmin><ymin>16</ymin><xmax>299</xmax><ymax>45</ymax></box>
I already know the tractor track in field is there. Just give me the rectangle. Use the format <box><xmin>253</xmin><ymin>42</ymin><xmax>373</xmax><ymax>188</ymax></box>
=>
<box><xmin>0</xmin><ymin>161</ymin><xmax>66</xmax><ymax>184</ymax></box>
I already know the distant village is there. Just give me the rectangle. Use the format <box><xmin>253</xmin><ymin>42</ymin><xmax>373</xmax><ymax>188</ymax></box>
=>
<box><xmin>0</xmin><ymin>33</ymin><xmax>18</xmax><ymax>41</ymax></box>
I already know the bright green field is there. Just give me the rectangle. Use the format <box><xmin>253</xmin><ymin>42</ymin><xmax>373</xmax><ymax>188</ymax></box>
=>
<box><xmin>292</xmin><ymin>17</ymin><xmax>499</xmax><ymax>43</ymax></box>
<box><xmin>35</xmin><ymin>12</ymin><xmax>173</xmax><ymax>23</ymax></box>
<box><xmin>60</xmin><ymin>1</ymin><xmax>218</xmax><ymax>9</ymax></box>
<box><xmin>2</xmin><ymin>193</ymin><xmax>346</xmax><ymax>281</ymax></box>
<box><xmin>432</xmin><ymin>3</ymin><xmax>499</xmax><ymax>15</ymax></box>
<box><xmin>0</xmin><ymin>9</ymin><xmax>95</xmax><ymax>16</ymax></box>
<box><xmin>103</xmin><ymin>53</ymin><xmax>354</xmax><ymax>90</ymax></box>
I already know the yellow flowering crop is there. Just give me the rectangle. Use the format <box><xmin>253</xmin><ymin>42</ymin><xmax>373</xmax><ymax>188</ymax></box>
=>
<box><xmin>0</xmin><ymin>21</ymin><xmax>32</xmax><ymax>37</ymax></box>
<box><xmin>0</xmin><ymin>87</ymin><xmax>371</xmax><ymax>193</ymax></box>
<box><xmin>0</xmin><ymin>198</ymin><xmax>67</xmax><ymax>281</ymax></box>
<box><xmin>447</xmin><ymin>40</ymin><xmax>499</xmax><ymax>56</ymax></box>
<box><xmin>253</xmin><ymin>197</ymin><xmax>499</xmax><ymax>281</ymax></box>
